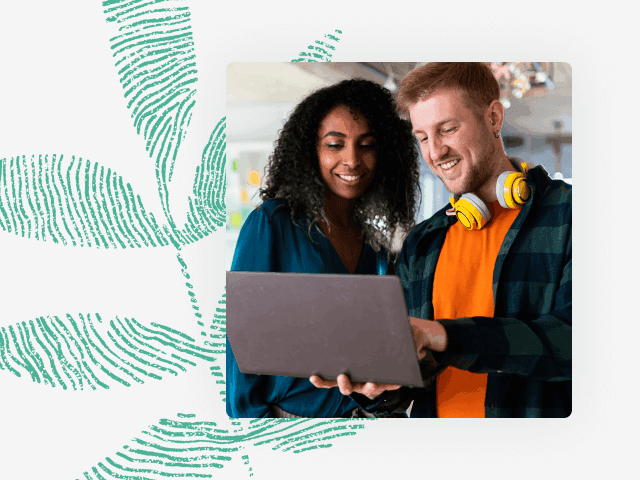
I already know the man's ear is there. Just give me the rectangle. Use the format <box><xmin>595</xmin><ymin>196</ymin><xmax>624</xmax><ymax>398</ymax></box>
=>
<box><xmin>486</xmin><ymin>99</ymin><xmax>505</xmax><ymax>131</ymax></box>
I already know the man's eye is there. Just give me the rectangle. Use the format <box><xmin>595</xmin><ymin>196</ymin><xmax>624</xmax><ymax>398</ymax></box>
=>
<box><xmin>442</xmin><ymin>126</ymin><xmax>457</xmax><ymax>134</ymax></box>
<box><xmin>419</xmin><ymin>137</ymin><xmax>428</xmax><ymax>143</ymax></box>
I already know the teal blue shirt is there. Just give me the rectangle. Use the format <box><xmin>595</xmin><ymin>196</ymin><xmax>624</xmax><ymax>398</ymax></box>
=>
<box><xmin>226</xmin><ymin>199</ymin><xmax>389</xmax><ymax>418</ymax></box>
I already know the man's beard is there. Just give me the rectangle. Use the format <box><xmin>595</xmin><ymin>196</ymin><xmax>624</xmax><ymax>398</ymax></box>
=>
<box><xmin>442</xmin><ymin>131</ymin><xmax>497</xmax><ymax>196</ymax></box>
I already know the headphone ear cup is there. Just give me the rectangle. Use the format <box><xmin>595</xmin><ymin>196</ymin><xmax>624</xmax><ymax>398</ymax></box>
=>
<box><xmin>464</xmin><ymin>193</ymin><xmax>491</xmax><ymax>225</ymax></box>
<box><xmin>512</xmin><ymin>177</ymin><xmax>531</xmax><ymax>204</ymax></box>
<box><xmin>497</xmin><ymin>171</ymin><xmax>529</xmax><ymax>208</ymax></box>
<box><xmin>496</xmin><ymin>171</ymin><xmax>512</xmax><ymax>208</ymax></box>
<box><xmin>453</xmin><ymin>193</ymin><xmax>491</xmax><ymax>230</ymax></box>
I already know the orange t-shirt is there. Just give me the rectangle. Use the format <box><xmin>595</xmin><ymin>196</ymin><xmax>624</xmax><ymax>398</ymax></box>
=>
<box><xmin>433</xmin><ymin>201</ymin><xmax>519</xmax><ymax>418</ymax></box>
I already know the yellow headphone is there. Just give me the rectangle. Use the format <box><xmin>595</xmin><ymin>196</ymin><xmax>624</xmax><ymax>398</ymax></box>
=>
<box><xmin>449</xmin><ymin>161</ymin><xmax>531</xmax><ymax>231</ymax></box>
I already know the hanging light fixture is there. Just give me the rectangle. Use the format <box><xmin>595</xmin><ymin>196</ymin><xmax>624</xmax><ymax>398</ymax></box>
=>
<box><xmin>491</xmin><ymin>62</ymin><xmax>554</xmax><ymax>108</ymax></box>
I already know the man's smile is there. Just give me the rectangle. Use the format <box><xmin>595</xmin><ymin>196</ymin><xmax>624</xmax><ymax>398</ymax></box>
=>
<box><xmin>439</xmin><ymin>158</ymin><xmax>461</xmax><ymax>171</ymax></box>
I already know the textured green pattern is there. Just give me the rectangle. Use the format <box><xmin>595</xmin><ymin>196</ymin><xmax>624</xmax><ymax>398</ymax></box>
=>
<box><xmin>0</xmin><ymin>154</ymin><xmax>168</xmax><ymax>247</ymax></box>
<box><xmin>81</xmin><ymin>415</ymin><xmax>235</xmax><ymax>479</ymax></box>
<box><xmin>80</xmin><ymin>413</ymin><xmax>372</xmax><ymax>479</ymax></box>
<box><xmin>0</xmin><ymin>18</ymin><xmax>363</xmax><ymax>477</ymax></box>
<box><xmin>0</xmin><ymin>119</ymin><xmax>224</xmax><ymax>247</ymax></box>
<box><xmin>74</xmin><ymin>28</ymin><xmax>363</xmax><ymax>479</ymax></box>
<box><xmin>206</xmin><ymin>291</ymin><xmax>227</xmax><ymax>401</ymax></box>
<box><xmin>292</xmin><ymin>29</ymin><xmax>342</xmax><ymax>62</ymax></box>
<box><xmin>79</xmin><ymin>291</ymin><xmax>374</xmax><ymax>478</ymax></box>
<box><xmin>0</xmin><ymin>313</ymin><xmax>215</xmax><ymax>389</ymax></box>
<box><xmin>235</xmin><ymin>417</ymin><xmax>372</xmax><ymax>454</ymax></box>
<box><xmin>103</xmin><ymin>0</ymin><xmax>199</xmax><ymax>232</ymax></box>
<box><xmin>183</xmin><ymin>118</ymin><xmax>226</xmax><ymax>240</ymax></box>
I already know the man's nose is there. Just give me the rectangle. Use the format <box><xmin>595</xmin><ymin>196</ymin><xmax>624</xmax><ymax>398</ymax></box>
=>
<box><xmin>429</xmin><ymin>137</ymin><xmax>448</xmax><ymax>163</ymax></box>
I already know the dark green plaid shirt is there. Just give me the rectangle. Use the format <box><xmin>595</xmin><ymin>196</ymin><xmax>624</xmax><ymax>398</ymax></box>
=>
<box><xmin>396</xmin><ymin>165</ymin><xmax>571</xmax><ymax>418</ymax></box>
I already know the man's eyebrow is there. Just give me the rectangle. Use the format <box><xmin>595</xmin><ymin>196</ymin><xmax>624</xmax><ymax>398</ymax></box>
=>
<box><xmin>412</xmin><ymin>118</ymin><xmax>457</xmax><ymax>135</ymax></box>
<box><xmin>438</xmin><ymin>117</ymin><xmax>456</xmax><ymax>125</ymax></box>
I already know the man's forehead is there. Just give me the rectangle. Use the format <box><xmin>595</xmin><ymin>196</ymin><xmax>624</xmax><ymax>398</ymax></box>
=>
<box><xmin>409</xmin><ymin>88</ymin><xmax>474</xmax><ymax>127</ymax></box>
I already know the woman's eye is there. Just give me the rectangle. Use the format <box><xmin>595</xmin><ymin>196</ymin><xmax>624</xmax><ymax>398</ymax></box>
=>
<box><xmin>360</xmin><ymin>144</ymin><xmax>376</xmax><ymax>149</ymax></box>
<box><xmin>326</xmin><ymin>143</ymin><xmax>343</xmax><ymax>149</ymax></box>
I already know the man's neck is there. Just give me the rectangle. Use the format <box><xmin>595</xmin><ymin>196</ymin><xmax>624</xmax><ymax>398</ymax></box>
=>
<box><xmin>473</xmin><ymin>155</ymin><xmax>515</xmax><ymax>205</ymax></box>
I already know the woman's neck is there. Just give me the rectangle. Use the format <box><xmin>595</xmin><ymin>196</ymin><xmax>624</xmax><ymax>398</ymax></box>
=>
<box><xmin>322</xmin><ymin>191</ymin><xmax>356</xmax><ymax>229</ymax></box>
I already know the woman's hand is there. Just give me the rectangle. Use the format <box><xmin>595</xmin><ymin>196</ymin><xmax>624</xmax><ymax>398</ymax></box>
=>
<box><xmin>309</xmin><ymin>317</ymin><xmax>447</xmax><ymax>399</ymax></box>
<box><xmin>309</xmin><ymin>374</ymin><xmax>401</xmax><ymax>399</ymax></box>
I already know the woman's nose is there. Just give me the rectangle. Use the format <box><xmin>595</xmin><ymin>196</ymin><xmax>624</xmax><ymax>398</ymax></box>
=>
<box><xmin>342</xmin><ymin>144</ymin><xmax>361</xmax><ymax>168</ymax></box>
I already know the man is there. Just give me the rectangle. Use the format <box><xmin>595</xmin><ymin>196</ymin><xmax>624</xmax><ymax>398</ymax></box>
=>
<box><xmin>311</xmin><ymin>62</ymin><xmax>571</xmax><ymax>418</ymax></box>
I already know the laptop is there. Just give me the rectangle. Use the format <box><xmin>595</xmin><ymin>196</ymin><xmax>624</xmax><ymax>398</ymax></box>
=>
<box><xmin>226</xmin><ymin>272</ymin><xmax>424</xmax><ymax>388</ymax></box>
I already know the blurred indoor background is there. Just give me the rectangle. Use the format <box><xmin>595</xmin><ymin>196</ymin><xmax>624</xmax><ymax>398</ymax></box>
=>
<box><xmin>226</xmin><ymin>62</ymin><xmax>572</xmax><ymax>269</ymax></box>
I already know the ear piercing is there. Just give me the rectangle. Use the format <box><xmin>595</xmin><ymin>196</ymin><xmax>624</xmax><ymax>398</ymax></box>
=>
<box><xmin>490</xmin><ymin>119</ymin><xmax>500</xmax><ymax>138</ymax></box>
<box><xmin>490</xmin><ymin>119</ymin><xmax>499</xmax><ymax>137</ymax></box>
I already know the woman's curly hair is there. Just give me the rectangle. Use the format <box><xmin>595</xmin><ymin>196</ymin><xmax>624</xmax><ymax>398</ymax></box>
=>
<box><xmin>260</xmin><ymin>78</ymin><xmax>420</xmax><ymax>252</ymax></box>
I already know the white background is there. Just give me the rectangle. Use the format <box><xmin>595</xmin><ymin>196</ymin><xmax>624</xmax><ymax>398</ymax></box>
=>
<box><xmin>0</xmin><ymin>1</ymin><xmax>636</xmax><ymax>479</ymax></box>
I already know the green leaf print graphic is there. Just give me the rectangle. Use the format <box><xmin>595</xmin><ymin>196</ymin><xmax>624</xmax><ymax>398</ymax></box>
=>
<box><xmin>0</xmin><ymin>3</ymin><xmax>368</xmax><ymax>472</ymax></box>
<box><xmin>70</xmin><ymin>27</ymin><xmax>372</xmax><ymax>479</ymax></box>
<box><xmin>80</xmin><ymin>287</ymin><xmax>376</xmax><ymax>479</ymax></box>
<box><xmin>0</xmin><ymin>313</ymin><xmax>216</xmax><ymax>389</ymax></box>
<box><xmin>0</xmin><ymin>118</ymin><xmax>225</xmax><ymax>247</ymax></box>
<box><xmin>0</xmin><ymin>0</ymin><xmax>229</xmax><ymax>248</ymax></box>
<box><xmin>292</xmin><ymin>29</ymin><xmax>342</xmax><ymax>62</ymax></box>
<box><xmin>103</xmin><ymin>0</ymin><xmax>204</xmax><ymax>237</ymax></box>
<box><xmin>79</xmin><ymin>414</ymin><xmax>373</xmax><ymax>479</ymax></box>
<box><xmin>0</xmin><ymin>154</ymin><xmax>168</xmax><ymax>247</ymax></box>
<box><xmin>0</xmin><ymin>2</ymin><xmax>226</xmax><ymax>394</ymax></box>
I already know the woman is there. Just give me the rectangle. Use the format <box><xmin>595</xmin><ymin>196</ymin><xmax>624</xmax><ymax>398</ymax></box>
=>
<box><xmin>226</xmin><ymin>79</ymin><xmax>420</xmax><ymax>418</ymax></box>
